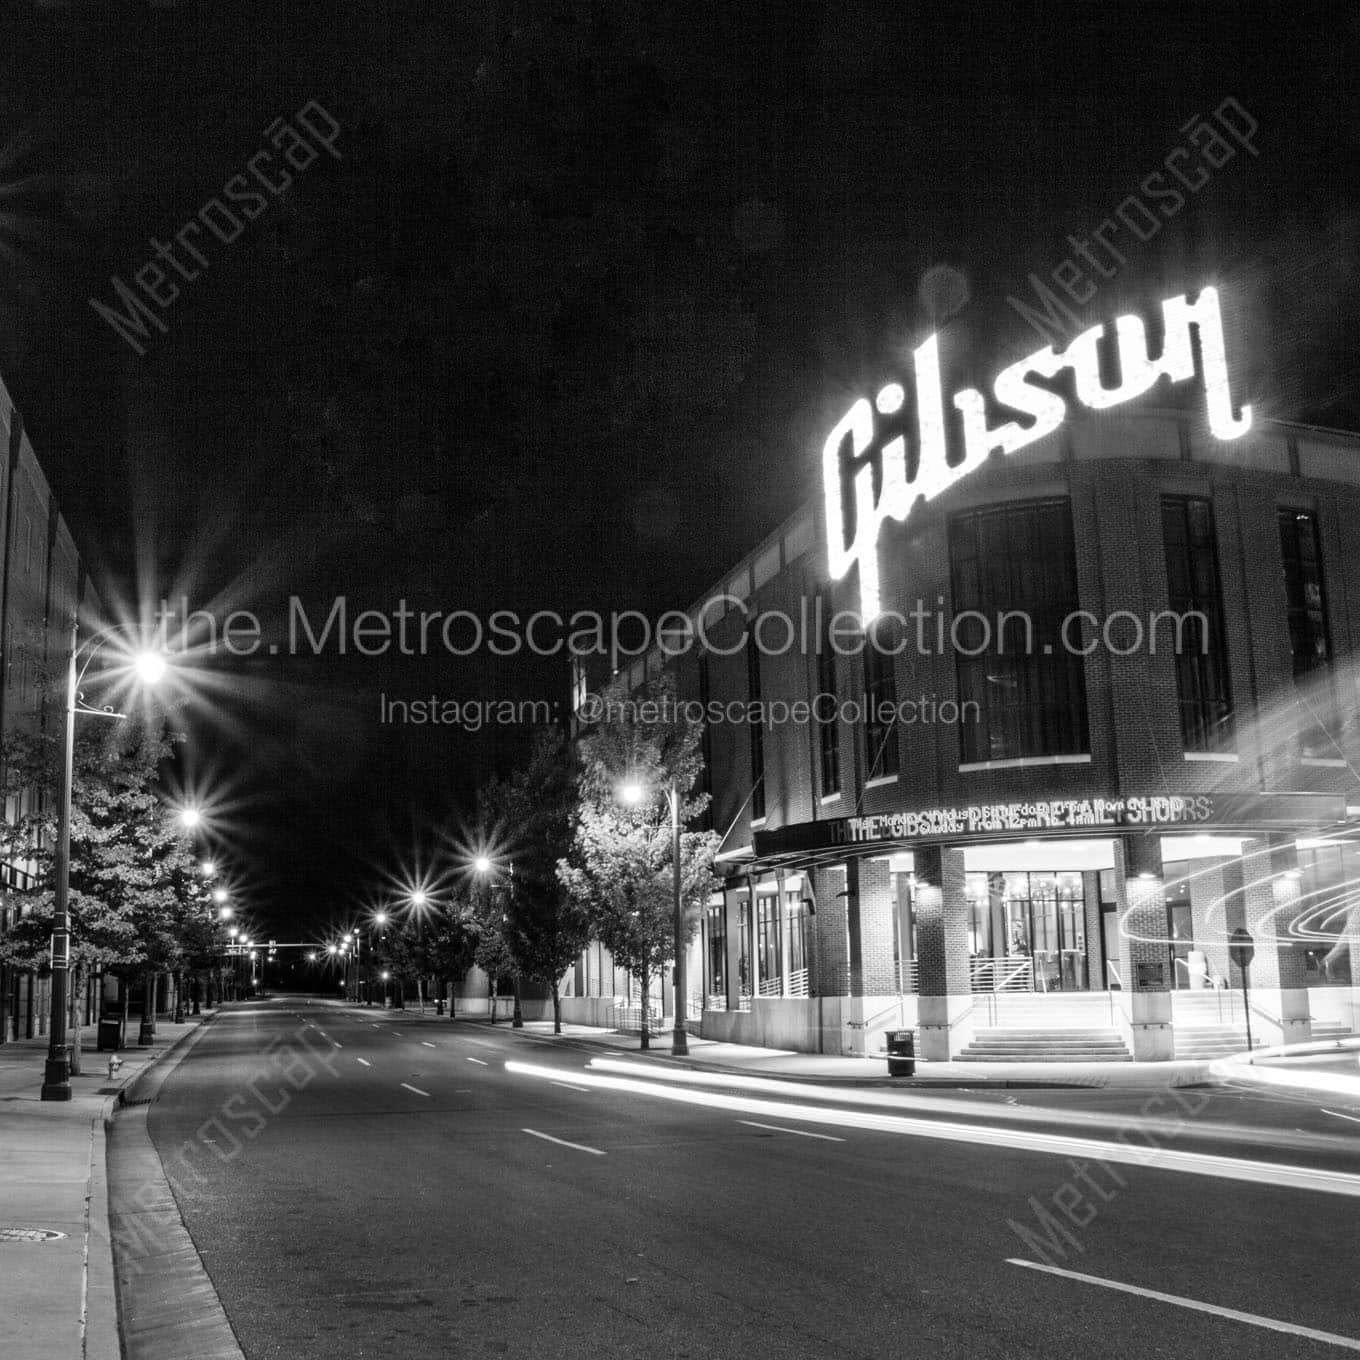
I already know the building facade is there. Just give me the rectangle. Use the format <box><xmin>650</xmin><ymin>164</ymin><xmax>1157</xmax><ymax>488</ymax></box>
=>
<box><xmin>560</xmin><ymin>307</ymin><xmax>1360</xmax><ymax>1060</ymax></box>
<box><xmin>0</xmin><ymin>374</ymin><xmax>90</xmax><ymax>1044</ymax></box>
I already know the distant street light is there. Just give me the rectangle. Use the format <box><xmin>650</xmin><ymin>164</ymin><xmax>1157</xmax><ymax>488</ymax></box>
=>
<box><xmin>200</xmin><ymin>859</ymin><xmax>216</xmax><ymax>877</ymax></box>
<box><xmin>179</xmin><ymin>806</ymin><xmax>202</xmax><ymax>830</ymax></box>
<box><xmin>43</xmin><ymin>626</ymin><xmax>171</xmax><ymax>1100</ymax></box>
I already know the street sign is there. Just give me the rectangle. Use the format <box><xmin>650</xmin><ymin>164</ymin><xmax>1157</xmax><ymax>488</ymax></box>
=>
<box><xmin>1228</xmin><ymin>926</ymin><xmax>1255</xmax><ymax>971</ymax></box>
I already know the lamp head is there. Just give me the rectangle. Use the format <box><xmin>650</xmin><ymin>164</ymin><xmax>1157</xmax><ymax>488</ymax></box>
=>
<box><xmin>619</xmin><ymin>780</ymin><xmax>645</xmax><ymax>806</ymax></box>
<box><xmin>133</xmin><ymin>651</ymin><xmax>168</xmax><ymax>686</ymax></box>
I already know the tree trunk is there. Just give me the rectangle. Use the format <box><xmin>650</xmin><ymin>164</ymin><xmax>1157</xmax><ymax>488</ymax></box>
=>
<box><xmin>639</xmin><ymin>966</ymin><xmax>650</xmax><ymax>1050</ymax></box>
<box><xmin>68</xmin><ymin>963</ymin><xmax>83</xmax><ymax>1076</ymax></box>
<box><xmin>489</xmin><ymin>977</ymin><xmax>498</xmax><ymax>1023</ymax></box>
<box><xmin>552</xmin><ymin>978</ymin><xmax>561</xmax><ymax>1035</ymax></box>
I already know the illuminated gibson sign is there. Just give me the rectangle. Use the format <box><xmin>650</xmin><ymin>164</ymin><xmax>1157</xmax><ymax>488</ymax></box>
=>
<box><xmin>823</xmin><ymin>286</ymin><xmax>1251</xmax><ymax>619</ymax></box>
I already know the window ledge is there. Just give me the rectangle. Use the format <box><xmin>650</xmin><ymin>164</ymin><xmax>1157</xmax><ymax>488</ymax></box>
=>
<box><xmin>1301</xmin><ymin>757</ymin><xmax>1347</xmax><ymax>768</ymax></box>
<box><xmin>751</xmin><ymin>817</ymin><xmax>767</xmax><ymax>829</ymax></box>
<box><xmin>1183</xmin><ymin>751</ymin><xmax>1239</xmax><ymax>762</ymax></box>
<box><xmin>819</xmin><ymin>792</ymin><xmax>842</xmax><ymax>805</ymax></box>
<box><xmin>958</xmin><ymin>754</ymin><xmax>1091</xmax><ymax>772</ymax></box>
<box><xmin>864</xmin><ymin>774</ymin><xmax>899</xmax><ymax>789</ymax></box>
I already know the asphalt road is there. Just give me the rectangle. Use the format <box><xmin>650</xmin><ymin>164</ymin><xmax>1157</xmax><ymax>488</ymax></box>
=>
<box><xmin>146</xmin><ymin>997</ymin><xmax>1360</xmax><ymax>1359</ymax></box>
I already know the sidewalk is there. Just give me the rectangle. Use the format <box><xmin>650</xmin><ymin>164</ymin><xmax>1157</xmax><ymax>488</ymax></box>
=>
<box><xmin>344</xmin><ymin>1003</ymin><xmax>1211</xmax><ymax>1089</ymax></box>
<box><xmin>0</xmin><ymin>1012</ymin><xmax>212</xmax><ymax>1360</ymax></box>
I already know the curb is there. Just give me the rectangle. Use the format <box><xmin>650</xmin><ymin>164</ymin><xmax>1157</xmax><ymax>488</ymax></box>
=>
<box><xmin>85</xmin><ymin>1016</ymin><xmax>218</xmax><ymax>1360</ymax></box>
<box><xmin>107</xmin><ymin>1011</ymin><xmax>244</xmax><ymax>1360</ymax></box>
<box><xmin>455</xmin><ymin>1019</ymin><xmax>1211</xmax><ymax>1091</ymax></box>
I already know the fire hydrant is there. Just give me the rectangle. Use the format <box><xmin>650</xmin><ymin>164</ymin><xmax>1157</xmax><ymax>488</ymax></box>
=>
<box><xmin>107</xmin><ymin>1054</ymin><xmax>123</xmax><ymax>1080</ymax></box>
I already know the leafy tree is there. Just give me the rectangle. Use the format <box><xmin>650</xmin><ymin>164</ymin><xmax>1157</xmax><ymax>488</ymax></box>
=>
<box><xmin>0</xmin><ymin>713</ymin><xmax>198</xmax><ymax>1068</ymax></box>
<box><xmin>496</xmin><ymin>731</ymin><xmax>589</xmax><ymax>1033</ymax></box>
<box><xmin>558</xmin><ymin>674</ymin><xmax>718</xmax><ymax>1049</ymax></box>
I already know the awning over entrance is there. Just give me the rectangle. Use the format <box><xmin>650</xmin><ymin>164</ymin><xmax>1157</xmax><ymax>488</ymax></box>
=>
<box><xmin>750</xmin><ymin>790</ymin><xmax>1351</xmax><ymax>871</ymax></box>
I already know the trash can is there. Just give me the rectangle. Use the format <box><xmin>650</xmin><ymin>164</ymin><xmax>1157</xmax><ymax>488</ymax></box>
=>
<box><xmin>886</xmin><ymin>1029</ymin><xmax>915</xmax><ymax>1077</ymax></box>
<box><xmin>97</xmin><ymin>1015</ymin><xmax>124</xmax><ymax>1052</ymax></box>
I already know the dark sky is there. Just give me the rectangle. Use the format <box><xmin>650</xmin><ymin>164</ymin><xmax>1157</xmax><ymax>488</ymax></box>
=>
<box><xmin>0</xmin><ymin>0</ymin><xmax>1356</xmax><ymax>931</ymax></box>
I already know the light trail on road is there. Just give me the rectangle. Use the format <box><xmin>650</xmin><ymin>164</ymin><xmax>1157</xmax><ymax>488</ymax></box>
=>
<box><xmin>507</xmin><ymin>1061</ymin><xmax>1360</xmax><ymax>1198</ymax></box>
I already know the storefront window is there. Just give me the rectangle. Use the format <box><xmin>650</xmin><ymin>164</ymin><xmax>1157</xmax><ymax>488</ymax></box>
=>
<box><xmin>1298</xmin><ymin>845</ymin><xmax>1354</xmax><ymax>986</ymax></box>
<box><xmin>756</xmin><ymin>891</ymin><xmax>781</xmax><ymax>994</ymax></box>
<box><xmin>968</xmin><ymin>869</ymin><xmax>1090</xmax><ymax>991</ymax></box>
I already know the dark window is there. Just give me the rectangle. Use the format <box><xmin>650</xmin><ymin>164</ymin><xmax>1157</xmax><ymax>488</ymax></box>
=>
<box><xmin>747</xmin><ymin>636</ymin><xmax>765</xmax><ymax>821</ymax></box>
<box><xmin>1161</xmin><ymin>497</ymin><xmax>1233</xmax><ymax>751</ymax></box>
<box><xmin>816</xmin><ymin>595</ymin><xmax>840</xmax><ymax>796</ymax></box>
<box><xmin>863</xmin><ymin>619</ymin><xmax>900</xmax><ymax>779</ymax></box>
<box><xmin>950</xmin><ymin>499</ymin><xmax>1088</xmax><ymax>762</ymax></box>
<box><xmin>1279</xmin><ymin>509</ymin><xmax>1335</xmax><ymax>757</ymax></box>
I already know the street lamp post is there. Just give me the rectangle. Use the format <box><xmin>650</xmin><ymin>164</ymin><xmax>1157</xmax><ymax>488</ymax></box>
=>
<box><xmin>42</xmin><ymin>624</ymin><xmax>168</xmax><ymax>1101</ymax></box>
<box><xmin>620</xmin><ymin>777</ymin><xmax>688</xmax><ymax>1057</ymax></box>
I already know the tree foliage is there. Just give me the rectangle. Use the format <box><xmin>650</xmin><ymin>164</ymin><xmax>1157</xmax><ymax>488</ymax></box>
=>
<box><xmin>557</xmin><ymin>673</ymin><xmax>718</xmax><ymax>1045</ymax></box>
<box><xmin>0</xmin><ymin>715</ymin><xmax>203</xmax><ymax>982</ymax></box>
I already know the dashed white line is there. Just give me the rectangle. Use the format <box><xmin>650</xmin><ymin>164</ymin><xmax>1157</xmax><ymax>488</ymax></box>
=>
<box><xmin>391</xmin><ymin>1030</ymin><xmax>403</xmax><ymax>1037</ymax></box>
<box><xmin>400</xmin><ymin>1083</ymin><xmax>430</xmax><ymax>1098</ymax></box>
<box><xmin>738</xmin><ymin>1120</ymin><xmax>845</xmax><ymax>1142</ymax></box>
<box><xmin>552</xmin><ymin>1081</ymin><xmax>591</xmax><ymax>1093</ymax></box>
<box><xmin>356</xmin><ymin>1058</ymin><xmax>371</xmax><ymax>1067</ymax></box>
<box><xmin>467</xmin><ymin>1057</ymin><xmax>487</xmax><ymax>1066</ymax></box>
<box><xmin>522</xmin><ymin>1128</ymin><xmax>605</xmax><ymax>1156</ymax></box>
<box><xmin>422</xmin><ymin>1041</ymin><xmax>436</xmax><ymax>1048</ymax></box>
<box><xmin>1007</xmin><ymin>1259</ymin><xmax>1360</xmax><ymax>1351</ymax></box>
<box><xmin>1323</xmin><ymin>1108</ymin><xmax>1360</xmax><ymax>1125</ymax></box>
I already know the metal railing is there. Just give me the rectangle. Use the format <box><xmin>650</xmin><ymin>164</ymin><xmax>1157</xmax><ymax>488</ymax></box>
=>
<box><xmin>705</xmin><ymin>993</ymin><xmax>728</xmax><ymax>1012</ymax></box>
<box><xmin>606</xmin><ymin>1000</ymin><xmax>662</xmax><ymax>1032</ymax></box>
<box><xmin>969</xmin><ymin>956</ymin><xmax>1033</xmax><ymax>993</ymax></box>
<box><xmin>787</xmin><ymin>967</ymin><xmax>809</xmax><ymax>998</ymax></box>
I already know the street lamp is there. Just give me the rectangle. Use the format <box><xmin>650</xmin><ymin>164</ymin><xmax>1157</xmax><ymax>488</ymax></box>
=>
<box><xmin>42</xmin><ymin>625</ymin><xmax>171</xmax><ymax>1100</ymax></box>
<box><xmin>475</xmin><ymin>856</ymin><xmax>522</xmax><ymax>1027</ymax></box>
<box><xmin>619</xmin><ymin>775</ymin><xmax>688</xmax><ymax>1057</ymax></box>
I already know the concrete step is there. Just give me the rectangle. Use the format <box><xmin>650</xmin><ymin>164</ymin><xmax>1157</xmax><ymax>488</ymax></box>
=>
<box><xmin>958</xmin><ymin>1025</ymin><xmax>1131</xmax><ymax>1062</ymax></box>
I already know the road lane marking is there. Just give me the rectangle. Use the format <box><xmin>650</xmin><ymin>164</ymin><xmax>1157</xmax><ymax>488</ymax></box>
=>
<box><xmin>738</xmin><ymin>1120</ymin><xmax>845</xmax><ymax>1142</ymax></box>
<box><xmin>1007</xmin><ymin>1259</ymin><xmax>1360</xmax><ymax>1351</ymax></box>
<box><xmin>391</xmin><ymin>1030</ymin><xmax>403</xmax><ymax>1036</ymax></box>
<box><xmin>552</xmin><ymin>1081</ymin><xmax>591</xmax><ymax>1093</ymax></box>
<box><xmin>467</xmin><ymin>1057</ymin><xmax>487</xmax><ymax>1066</ymax></box>
<box><xmin>332</xmin><ymin>1042</ymin><xmax>342</xmax><ymax>1049</ymax></box>
<box><xmin>522</xmin><ymin>1128</ymin><xmax>604</xmax><ymax>1156</ymax></box>
<box><xmin>400</xmin><ymin>1083</ymin><xmax>430</xmax><ymax>1097</ymax></box>
<box><xmin>356</xmin><ymin>1059</ymin><xmax>371</xmax><ymax>1067</ymax></box>
<box><xmin>1323</xmin><ymin>1108</ymin><xmax>1360</xmax><ymax>1125</ymax></box>
<box><xmin>508</xmin><ymin>1060</ymin><xmax>1360</xmax><ymax>1199</ymax></box>
<box><xmin>422</xmin><ymin>1041</ymin><xmax>436</xmax><ymax>1048</ymax></box>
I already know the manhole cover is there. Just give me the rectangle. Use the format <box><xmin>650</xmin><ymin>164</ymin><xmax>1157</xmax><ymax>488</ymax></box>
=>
<box><xmin>0</xmin><ymin>1228</ymin><xmax>68</xmax><ymax>1243</ymax></box>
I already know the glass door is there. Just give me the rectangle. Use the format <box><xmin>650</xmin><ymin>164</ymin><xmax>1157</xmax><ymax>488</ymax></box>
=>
<box><xmin>1056</xmin><ymin>871</ymin><xmax>1087</xmax><ymax>990</ymax></box>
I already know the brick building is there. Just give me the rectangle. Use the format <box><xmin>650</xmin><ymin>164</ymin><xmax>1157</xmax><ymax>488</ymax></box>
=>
<box><xmin>0</xmin><ymin>375</ymin><xmax>91</xmax><ymax>1043</ymax></box>
<box><xmin>559</xmin><ymin>299</ymin><xmax>1360</xmax><ymax>1061</ymax></box>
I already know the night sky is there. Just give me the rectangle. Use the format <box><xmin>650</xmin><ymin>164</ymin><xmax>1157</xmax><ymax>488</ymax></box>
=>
<box><xmin>0</xmin><ymin>0</ymin><xmax>1356</xmax><ymax>931</ymax></box>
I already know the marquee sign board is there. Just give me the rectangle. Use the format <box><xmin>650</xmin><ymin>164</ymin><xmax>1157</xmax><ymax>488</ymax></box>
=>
<box><xmin>753</xmin><ymin>791</ymin><xmax>1347</xmax><ymax>860</ymax></box>
<box><xmin>823</xmin><ymin>285</ymin><xmax>1252</xmax><ymax>619</ymax></box>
